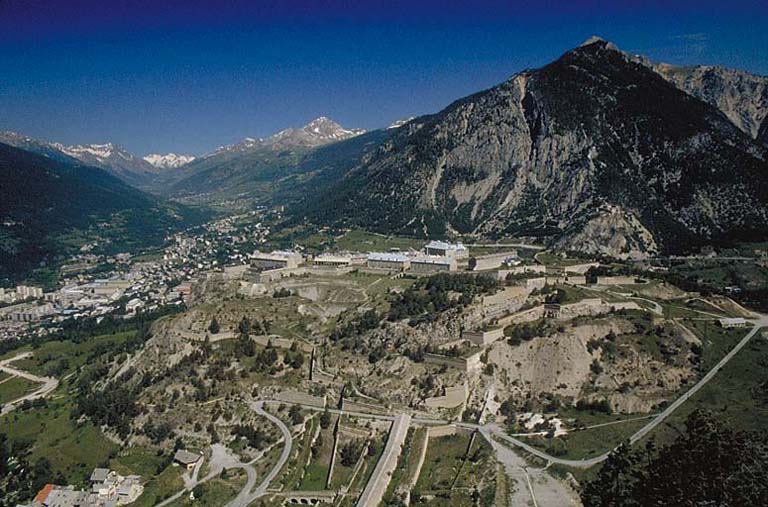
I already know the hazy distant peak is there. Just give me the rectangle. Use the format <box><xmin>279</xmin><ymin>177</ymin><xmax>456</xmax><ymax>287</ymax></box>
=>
<box><xmin>212</xmin><ymin>116</ymin><xmax>365</xmax><ymax>155</ymax></box>
<box><xmin>143</xmin><ymin>153</ymin><xmax>196</xmax><ymax>169</ymax></box>
<box><xmin>56</xmin><ymin>142</ymin><xmax>118</xmax><ymax>159</ymax></box>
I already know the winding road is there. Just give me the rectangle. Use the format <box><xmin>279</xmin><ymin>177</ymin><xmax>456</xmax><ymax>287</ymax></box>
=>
<box><xmin>156</xmin><ymin>401</ymin><xmax>293</xmax><ymax>507</ymax></box>
<box><xmin>257</xmin><ymin>314</ymin><xmax>767</xmax><ymax>470</ymax></box>
<box><xmin>484</xmin><ymin>315</ymin><xmax>768</xmax><ymax>468</ymax></box>
<box><xmin>226</xmin><ymin>400</ymin><xmax>294</xmax><ymax>507</ymax></box>
<box><xmin>0</xmin><ymin>352</ymin><xmax>59</xmax><ymax>415</ymax></box>
<box><xmin>149</xmin><ymin>309</ymin><xmax>768</xmax><ymax>506</ymax></box>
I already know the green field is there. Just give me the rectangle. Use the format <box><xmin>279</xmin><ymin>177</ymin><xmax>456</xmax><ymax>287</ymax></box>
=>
<box><xmin>0</xmin><ymin>375</ymin><xmax>39</xmax><ymax>404</ymax></box>
<box><xmin>0</xmin><ymin>330</ymin><xmax>140</xmax><ymax>487</ymax></box>
<box><xmin>164</xmin><ymin>474</ymin><xmax>246</xmax><ymax>507</ymax></box>
<box><xmin>558</xmin><ymin>406</ymin><xmax>654</xmax><ymax>428</ymax></box>
<box><xmin>329</xmin><ymin>441</ymin><xmax>356</xmax><ymax>490</ymax></box>
<box><xmin>415</xmin><ymin>433</ymin><xmax>470</xmax><ymax>492</ymax></box>
<box><xmin>334</xmin><ymin>229</ymin><xmax>424</xmax><ymax>253</ymax></box>
<box><xmin>549</xmin><ymin>322</ymin><xmax>767</xmax><ymax>484</ymax></box>
<box><xmin>110</xmin><ymin>448</ymin><xmax>184</xmax><ymax>507</ymax></box>
<box><xmin>337</xmin><ymin>439</ymin><xmax>386</xmax><ymax>507</ymax></box>
<box><xmin>297</xmin><ymin>424</ymin><xmax>334</xmax><ymax>491</ymax></box>
<box><xmin>686</xmin><ymin>319</ymin><xmax>746</xmax><ymax>370</ymax></box>
<box><xmin>518</xmin><ymin>418</ymin><xmax>650</xmax><ymax>461</ymax></box>
<box><xmin>2</xmin><ymin>394</ymin><xmax>118</xmax><ymax>484</ymax></box>
<box><xmin>520</xmin><ymin>319</ymin><xmax>755</xmax><ymax>464</ymax></box>
<box><xmin>383</xmin><ymin>427</ymin><xmax>427</xmax><ymax>503</ymax></box>
<box><xmin>1</xmin><ymin>330</ymin><xmax>138</xmax><ymax>376</ymax></box>
<box><xmin>412</xmin><ymin>432</ymin><xmax>496</xmax><ymax>506</ymax></box>
<box><xmin>641</xmin><ymin>325</ymin><xmax>768</xmax><ymax>443</ymax></box>
<box><xmin>279</xmin><ymin>415</ymin><xmax>318</xmax><ymax>490</ymax></box>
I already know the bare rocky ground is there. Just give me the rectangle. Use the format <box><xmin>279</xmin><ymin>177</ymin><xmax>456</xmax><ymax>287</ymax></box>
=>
<box><xmin>487</xmin><ymin>432</ymin><xmax>580</xmax><ymax>506</ymax></box>
<box><xmin>486</xmin><ymin>315</ymin><xmax>696</xmax><ymax>414</ymax></box>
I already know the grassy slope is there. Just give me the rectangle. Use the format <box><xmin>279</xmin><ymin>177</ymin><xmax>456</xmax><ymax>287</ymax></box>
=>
<box><xmin>0</xmin><ymin>375</ymin><xmax>39</xmax><ymax>404</ymax></box>
<box><xmin>1</xmin><ymin>332</ymin><xmax>133</xmax><ymax>485</ymax></box>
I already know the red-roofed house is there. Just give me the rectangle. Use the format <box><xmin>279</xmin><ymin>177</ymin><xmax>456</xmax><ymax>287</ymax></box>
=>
<box><xmin>34</xmin><ymin>483</ymin><xmax>54</xmax><ymax>503</ymax></box>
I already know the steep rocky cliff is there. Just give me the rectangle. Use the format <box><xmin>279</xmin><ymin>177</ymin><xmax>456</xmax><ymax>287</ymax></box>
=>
<box><xmin>653</xmin><ymin>62</ymin><xmax>768</xmax><ymax>141</ymax></box>
<box><xmin>297</xmin><ymin>39</ymin><xmax>768</xmax><ymax>258</ymax></box>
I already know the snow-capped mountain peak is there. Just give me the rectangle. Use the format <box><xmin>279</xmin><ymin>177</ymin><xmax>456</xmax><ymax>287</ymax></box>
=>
<box><xmin>387</xmin><ymin>117</ymin><xmax>415</xmax><ymax>129</ymax></box>
<box><xmin>55</xmin><ymin>142</ymin><xmax>118</xmax><ymax>160</ymax></box>
<box><xmin>143</xmin><ymin>153</ymin><xmax>196</xmax><ymax>169</ymax></box>
<box><xmin>209</xmin><ymin>117</ymin><xmax>365</xmax><ymax>156</ymax></box>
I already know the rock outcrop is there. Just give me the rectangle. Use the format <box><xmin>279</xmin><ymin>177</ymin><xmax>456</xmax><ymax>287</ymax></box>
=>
<box><xmin>652</xmin><ymin>62</ymin><xmax>768</xmax><ymax>141</ymax></box>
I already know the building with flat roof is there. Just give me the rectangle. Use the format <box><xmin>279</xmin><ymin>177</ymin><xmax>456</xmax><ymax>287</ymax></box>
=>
<box><xmin>410</xmin><ymin>255</ymin><xmax>457</xmax><ymax>274</ymax></box>
<box><xmin>424</xmin><ymin>240</ymin><xmax>469</xmax><ymax>259</ymax></box>
<box><xmin>469</xmin><ymin>250</ymin><xmax>520</xmax><ymax>271</ymax></box>
<box><xmin>173</xmin><ymin>449</ymin><xmax>203</xmax><ymax>471</ymax></box>
<box><xmin>249</xmin><ymin>250</ymin><xmax>302</xmax><ymax>271</ymax></box>
<box><xmin>718</xmin><ymin>317</ymin><xmax>748</xmax><ymax>328</ymax></box>
<box><xmin>367</xmin><ymin>252</ymin><xmax>411</xmax><ymax>271</ymax></box>
<box><xmin>313</xmin><ymin>252</ymin><xmax>366</xmax><ymax>267</ymax></box>
<box><xmin>29</xmin><ymin>468</ymin><xmax>143</xmax><ymax>507</ymax></box>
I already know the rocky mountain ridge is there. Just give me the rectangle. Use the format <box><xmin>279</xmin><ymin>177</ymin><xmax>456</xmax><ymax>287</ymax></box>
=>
<box><xmin>651</xmin><ymin>62</ymin><xmax>768</xmax><ymax>141</ymax></box>
<box><xmin>293</xmin><ymin>38</ymin><xmax>768</xmax><ymax>258</ymax></box>
<box><xmin>208</xmin><ymin>116</ymin><xmax>365</xmax><ymax>157</ymax></box>
<box><xmin>0</xmin><ymin>131</ymin><xmax>160</xmax><ymax>188</ymax></box>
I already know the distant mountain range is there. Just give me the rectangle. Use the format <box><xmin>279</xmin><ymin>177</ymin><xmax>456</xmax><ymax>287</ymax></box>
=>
<box><xmin>0</xmin><ymin>142</ymin><xmax>206</xmax><ymax>281</ymax></box>
<box><xmin>3</xmin><ymin>38</ymin><xmax>767</xmax><ymax>259</ymax></box>
<box><xmin>154</xmin><ymin>116</ymin><xmax>371</xmax><ymax>198</ymax></box>
<box><xmin>0</xmin><ymin>132</ymin><xmax>164</xmax><ymax>189</ymax></box>
<box><xmin>143</xmin><ymin>153</ymin><xmax>196</xmax><ymax>169</ymax></box>
<box><xmin>209</xmin><ymin>116</ymin><xmax>365</xmax><ymax>154</ymax></box>
<box><xmin>0</xmin><ymin>116</ymin><xmax>366</xmax><ymax>193</ymax></box>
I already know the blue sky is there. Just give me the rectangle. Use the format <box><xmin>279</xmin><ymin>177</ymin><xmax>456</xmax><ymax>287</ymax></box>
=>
<box><xmin>1</xmin><ymin>0</ymin><xmax>766</xmax><ymax>155</ymax></box>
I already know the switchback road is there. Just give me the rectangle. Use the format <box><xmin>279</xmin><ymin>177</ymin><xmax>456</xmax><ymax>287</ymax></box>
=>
<box><xmin>0</xmin><ymin>352</ymin><xmax>58</xmax><ymax>415</ymax></box>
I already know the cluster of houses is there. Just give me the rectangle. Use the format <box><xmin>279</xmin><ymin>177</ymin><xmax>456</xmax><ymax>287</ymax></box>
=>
<box><xmin>0</xmin><ymin>285</ymin><xmax>44</xmax><ymax>304</ymax></box>
<box><xmin>25</xmin><ymin>469</ymin><xmax>143</xmax><ymax>507</ymax></box>
<box><xmin>0</xmin><ymin>274</ymin><xmax>181</xmax><ymax>335</ymax></box>
<box><xmin>0</xmin><ymin>211</ymin><xmax>276</xmax><ymax>343</ymax></box>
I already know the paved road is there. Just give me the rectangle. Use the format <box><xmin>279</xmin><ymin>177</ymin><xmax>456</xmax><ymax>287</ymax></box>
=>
<box><xmin>156</xmin><ymin>313</ymin><xmax>768</xmax><ymax>506</ymax></box>
<box><xmin>625</xmin><ymin>295</ymin><xmax>663</xmax><ymax>315</ymax></box>
<box><xmin>626</xmin><ymin>318</ymin><xmax>766</xmax><ymax>444</ymax></box>
<box><xmin>249</xmin><ymin>401</ymin><xmax>293</xmax><ymax>499</ymax></box>
<box><xmin>484</xmin><ymin>428</ymin><xmax>580</xmax><ymax>506</ymax></box>
<box><xmin>576</xmin><ymin>284</ymin><xmax>663</xmax><ymax>316</ymax></box>
<box><xmin>156</xmin><ymin>444</ymin><xmax>259</xmax><ymax>507</ymax></box>
<box><xmin>158</xmin><ymin>403</ymin><xmax>293</xmax><ymax>507</ymax></box>
<box><xmin>0</xmin><ymin>352</ymin><xmax>59</xmax><ymax>415</ymax></box>
<box><xmin>223</xmin><ymin>400</ymin><xmax>294</xmax><ymax>507</ymax></box>
<box><xmin>355</xmin><ymin>413</ymin><xmax>410</xmax><ymax>507</ymax></box>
